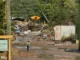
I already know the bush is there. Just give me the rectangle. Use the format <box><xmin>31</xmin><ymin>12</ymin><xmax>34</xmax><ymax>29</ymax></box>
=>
<box><xmin>0</xmin><ymin>23</ymin><xmax>3</xmax><ymax>28</ymax></box>
<box><xmin>61</xmin><ymin>34</ymin><xmax>75</xmax><ymax>43</ymax></box>
<box><xmin>0</xmin><ymin>28</ymin><xmax>5</xmax><ymax>35</ymax></box>
<box><xmin>11</xmin><ymin>26</ymin><xmax>15</xmax><ymax>31</ymax></box>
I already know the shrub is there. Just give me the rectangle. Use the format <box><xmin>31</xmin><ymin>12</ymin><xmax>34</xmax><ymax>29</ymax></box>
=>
<box><xmin>11</xmin><ymin>26</ymin><xmax>15</xmax><ymax>31</ymax></box>
<box><xmin>0</xmin><ymin>28</ymin><xmax>5</xmax><ymax>35</ymax></box>
<box><xmin>61</xmin><ymin>34</ymin><xmax>75</xmax><ymax>43</ymax></box>
<box><xmin>0</xmin><ymin>23</ymin><xmax>15</xmax><ymax>35</ymax></box>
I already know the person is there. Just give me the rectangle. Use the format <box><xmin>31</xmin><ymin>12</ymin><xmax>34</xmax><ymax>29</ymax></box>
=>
<box><xmin>26</xmin><ymin>41</ymin><xmax>30</xmax><ymax>51</ymax></box>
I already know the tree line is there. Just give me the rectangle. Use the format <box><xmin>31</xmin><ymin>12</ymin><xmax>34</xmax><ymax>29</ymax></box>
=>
<box><xmin>11</xmin><ymin>0</ymin><xmax>77</xmax><ymax>26</ymax></box>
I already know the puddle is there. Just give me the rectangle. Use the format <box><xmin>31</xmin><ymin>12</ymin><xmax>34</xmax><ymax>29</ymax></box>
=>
<box><xmin>64</xmin><ymin>48</ymin><xmax>79</xmax><ymax>52</ymax></box>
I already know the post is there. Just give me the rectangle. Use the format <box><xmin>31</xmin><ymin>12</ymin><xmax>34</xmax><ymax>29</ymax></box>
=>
<box><xmin>6</xmin><ymin>0</ymin><xmax>11</xmax><ymax>35</ymax></box>
<box><xmin>9</xmin><ymin>38</ymin><xmax>11</xmax><ymax>60</ymax></box>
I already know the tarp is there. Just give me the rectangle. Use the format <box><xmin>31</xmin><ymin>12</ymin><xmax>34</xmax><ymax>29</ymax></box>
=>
<box><xmin>31</xmin><ymin>16</ymin><xmax>40</xmax><ymax>20</ymax></box>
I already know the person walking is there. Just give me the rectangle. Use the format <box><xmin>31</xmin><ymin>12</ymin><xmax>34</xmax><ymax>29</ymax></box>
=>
<box><xmin>26</xmin><ymin>41</ymin><xmax>30</xmax><ymax>51</ymax></box>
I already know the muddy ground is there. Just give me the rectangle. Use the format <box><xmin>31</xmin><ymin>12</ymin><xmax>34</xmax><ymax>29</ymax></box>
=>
<box><xmin>11</xmin><ymin>35</ymin><xmax>80</xmax><ymax>60</ymax></box>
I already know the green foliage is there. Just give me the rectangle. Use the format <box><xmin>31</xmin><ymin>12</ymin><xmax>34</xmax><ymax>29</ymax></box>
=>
<box><xmin>0</xmin><ymin>0</ymin><xmax>3</xmax><ymax>4</ymax></box>
<box><xmin>0</xmin><ymin>23</ymin><xmax>15</xmax><ymax>35</ymax></box>
<box><xmin>0</xmin><ymin>0</ymin><xmax>77</xmax><ymax>35</ymax></box>
<box><xmin>0</xmin><ymin>1</ymin><xmax>15</xmax><ymax>34</ymax></box>
<box><xmin>11</xmin><ymin>26</ymin><xmax>15</xmax><ymax>31</ymax></box>
<box><xmin>0</xmin><ymin>2</ymin><xmax>3</xmax><ymax>23</ymax></box>
<box><xmin>61</xmin><ymin>34</ymin><xmax>75</xmax><ymax>43</ymax></box>
<box><xmin>0</xmin><ymin>23</ymin><xmax>3</xmax><ymax>28</ymax></box>
<box><xmin>0</xmin><ymin>28</ymin><xmax>5</xmax><ymax>35</ymax></box>
<box><xmin>11</xmin><ymin>0</ymin><xmax>76</xmax><ymax>26</ymax></box>
<box><xmin>0</xmin><ymin>1</ymin><xmax>5</xmax><ymax>35</ymax></box>
<box><xmin>77</xmin><ymin>0</ymin><xmax>80</xmax><ymax>50</ymax></box>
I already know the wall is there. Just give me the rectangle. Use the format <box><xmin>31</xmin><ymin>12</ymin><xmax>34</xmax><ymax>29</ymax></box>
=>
<box><xmin>54</xmin><ymin>25</ymin><xmax>75</xmax><ymax>40</ymax></box>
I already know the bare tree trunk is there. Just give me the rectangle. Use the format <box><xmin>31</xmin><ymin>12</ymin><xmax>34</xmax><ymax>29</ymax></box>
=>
<box><xmin>6</xmin><ymin>0</ymin><xmax>11</xmax><ymax>35</ymax></box>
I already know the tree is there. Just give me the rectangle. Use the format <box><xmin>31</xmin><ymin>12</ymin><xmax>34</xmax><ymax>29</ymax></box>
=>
<box><xmin>77</xmin><ymin>0</ymin><xmax>80</xmax><ymax>50</ymax></box>
<box><xmin>36</xmin><ymin>0</ymin><xmax>76</xmax><ymax>25</ymax></box>
<box><xmin>0</xmin><ymin>0</ymin><xmax>14</xmax><ymax>35</ymax></box>
<box><xmin>6</xmin><ymin>0</ymin><xmax>11</xmax><ymax>35</ymax></box>
<box><xmin>11</xmin><ymin>0</ymin><xmax>76</xmax><ymax>26</ymax></box>
<box><xmin>0</xmin><ymin>1</ymin><xmax>3</xmax><ymax>23</ymax></box>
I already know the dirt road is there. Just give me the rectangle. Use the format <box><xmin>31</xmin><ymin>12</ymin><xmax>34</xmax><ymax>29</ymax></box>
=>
<box><xmin>11</xmin><ymin>35</ymin><xmax>80</xmax><ymax>60</ymax></box>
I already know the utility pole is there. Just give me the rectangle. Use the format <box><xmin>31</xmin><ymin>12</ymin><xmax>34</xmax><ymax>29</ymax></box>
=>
<box><xmin>6</xmin><ymin>0</ymin><xmax>11</xmax><ymax>35</ymax></box>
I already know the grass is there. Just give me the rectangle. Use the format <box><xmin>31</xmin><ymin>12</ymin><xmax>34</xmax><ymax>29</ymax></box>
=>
<box><xmin>75</xmin><ymin>56</ymin><xmax>80</xmax><ymax>60</ymax></box>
